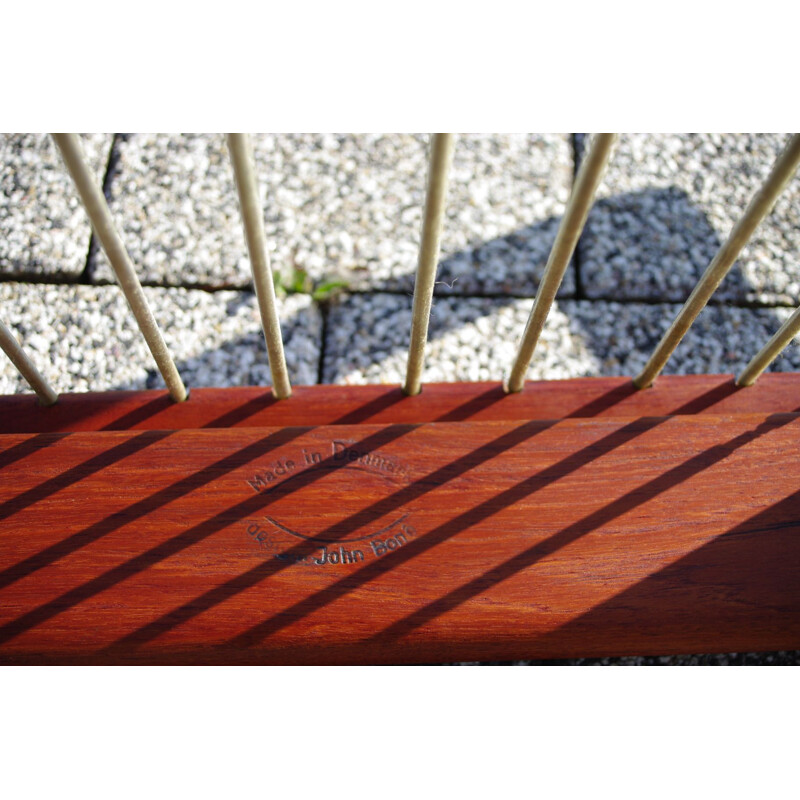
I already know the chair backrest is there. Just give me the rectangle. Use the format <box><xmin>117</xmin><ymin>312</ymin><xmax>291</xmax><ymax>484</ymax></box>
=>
<box><xmin>1</xmin><ymin>133</ymin><xmax>799</xmax><ymax>665</ymax></box>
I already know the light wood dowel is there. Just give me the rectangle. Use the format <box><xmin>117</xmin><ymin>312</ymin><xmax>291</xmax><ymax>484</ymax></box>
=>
<box><xmin>737</xmin><ymin>306</ymin><xmax>800</xmax><ymax>386</ymax></box>
<box><xmin>0</xmin><ymin>319</ymin><xmax>58</xmax><ymax>406</ymax></box>
<box><xmin>634</xmin><ymin>133</ymin><xmax>800</xmax><ymax>389</ymax></box>
<box><xmin>403</xmin><ymin>133</ymin><xmax>455</xmax><ymax>396</ymax></box>
<box><xmin>226</xmin><ymin>134</ymin><xmax>292</xmax><ymax>400</ymax></box>
<box><xmin>506</xmin><ymin>133</ymin><xmax>617</xmax><ymax>393</ymax></box>
<box><xmin>51</xmin><ymin>133</ymin><xmax>188</xmax><ymax>403</ymax></box>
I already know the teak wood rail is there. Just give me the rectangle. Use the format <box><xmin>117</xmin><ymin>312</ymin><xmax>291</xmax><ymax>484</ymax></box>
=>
<box><xmin>1</xmin><ymin>134</ymin><xmax>800</xmax><ymax>665</ymax></box>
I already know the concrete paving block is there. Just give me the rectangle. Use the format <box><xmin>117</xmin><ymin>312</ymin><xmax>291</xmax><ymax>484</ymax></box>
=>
<box><xmin>322</xmin><ymin>291</ymin><xmax>800</xmax><ymax>385</ymax></box>
<box><xmin>577</xmin><ymin>133</ymin><xmax>800</xmax><ymax>305</ymax></box>
<box><xmin>0</xmin><ymin>283</ymin><xmax>321</xmax><ymax>395</ymax></box>
<box><xmin>93</xmin><ymin>133</ymin><xmax>574</xmax><ymax>297</ymax></box>
<box><xmin>0</xmin><ymin>134</ymin><xmax>113</xmax><ymax>278</ymax></box>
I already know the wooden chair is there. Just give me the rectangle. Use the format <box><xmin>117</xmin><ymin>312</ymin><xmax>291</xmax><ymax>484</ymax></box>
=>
<box><xmin>1</xmin><ymin>133</ymin><xmax>799</xmax><ymax>664</ymax></box>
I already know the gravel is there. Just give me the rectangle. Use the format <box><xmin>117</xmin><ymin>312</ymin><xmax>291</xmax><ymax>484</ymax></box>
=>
<box><xmin>91</xmin><ymin>133</ymin><xmax>573</xmax><ymax>296</ymax></box>
<box><xmin>323</xmin><ymin>292</ymin><xmax>800</xmax><ymax>385</ymax></box>
<box><xmin>0</xmin><ymin>134</ymin><xmax>113</xmax><ymax>279</ymax></box>
<box><xmin>0</xmin><ymin>282</ymin><xmax>321</xmax><ymax>395</ymax></box>
<box><xmin>577</xmin><ymin>133</ymin><xmax>800</xmax><ymax>305</ymax></box>
<box><xmin>461</xmin><ymin>651</ymin><xmax>800</xmax><ymax>666</ymax></box>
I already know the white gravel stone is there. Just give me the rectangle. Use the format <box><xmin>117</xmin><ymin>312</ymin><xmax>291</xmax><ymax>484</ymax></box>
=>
<box><xmin>0</xmin><ymin>283</ymin><xmax>321</xmax><ymax>395</ymax></box>
<box><xmin>578</xmin><ymin>133</ymin><xmax>800</xmax><ymax>304</ymax></box>
<box><xmin>92</xmin><ymin>134</ymin><xmax>573</xmax><ymax>296</ymax></box>
<box><xmin>323</xmin><ymin>292</ymin><xmax>800</xmax><ymax>385</ymax></box>
<box><xmin>485</xmin><ymin>651</ymin><xmax>800</xmax><ymax>666</ymax></box>
<box><xmin>0</xmin><ymin>134</ymin><xmax>113</xmax><ymax>278</ymax></box>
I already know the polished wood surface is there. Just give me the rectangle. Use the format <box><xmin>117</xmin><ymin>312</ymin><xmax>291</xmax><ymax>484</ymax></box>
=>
<box><xmin>2</xmin><ymin>373</ymin><xmax>800</xmax><ymax>433</ymax></box>
<box><xmin>1</xmin><ymin>405</ymin><xmax>798</xmax><ymax>664</ymax></box>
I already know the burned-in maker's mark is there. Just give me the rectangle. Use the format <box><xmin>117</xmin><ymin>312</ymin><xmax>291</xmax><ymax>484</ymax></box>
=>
<box><xmin>247</xmin><ymin>517</ymin><xmax>417</xmax><ymax>567</ymax></box>
<box><xmin>263</xmin><ymin>513</ymin><xmax>409</xmax><ymax>544</ymax></box>
<box><xmin>246</xmin><ymin>440</ymin><xmax>408</xmax><ymax>493</ymax></box>
<box><xmin>243</xmin><ymin>439</ymin><xmax>416</xmax><ymax>567</ymax></box>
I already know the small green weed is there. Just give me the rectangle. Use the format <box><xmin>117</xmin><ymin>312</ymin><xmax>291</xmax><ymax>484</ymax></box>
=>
<box><xmin>273</xmin><ymin>266</ymin><xmax>349</xmax><ymax>302</ymax></box>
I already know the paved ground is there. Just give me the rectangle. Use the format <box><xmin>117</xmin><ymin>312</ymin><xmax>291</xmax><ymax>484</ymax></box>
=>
<box><xmin>1</xmin><ymin>133</ymin><xmax>798</xmax><ymax>665</ymax></box>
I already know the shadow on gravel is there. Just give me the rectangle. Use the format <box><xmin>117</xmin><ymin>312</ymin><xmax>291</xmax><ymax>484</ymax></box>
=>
<box><xmin>118</xmin><ymin>186</ymin><xmax>792</xmax><ymax>394</ymax></box>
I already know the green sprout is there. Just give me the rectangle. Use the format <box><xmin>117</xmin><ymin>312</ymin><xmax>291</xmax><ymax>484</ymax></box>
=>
<box><xmin>273</xmin><ymin>266</ymin><xmax>349</xmax><ymax>302</ymax></box>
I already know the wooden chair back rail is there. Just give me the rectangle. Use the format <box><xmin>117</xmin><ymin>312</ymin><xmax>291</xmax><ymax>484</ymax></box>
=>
<box><xmin>1</xmin><ymin>134</ymin><xmax>800</xmax><ymax>664</ymax></box>
<box><xmin>1</xmin><ymin>392</ymin><xmax>798</xmax><ymax>664</ymax></box>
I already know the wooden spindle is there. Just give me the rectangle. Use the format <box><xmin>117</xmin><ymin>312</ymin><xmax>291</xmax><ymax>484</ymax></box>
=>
<box><xmin>51</xmin><ymin>133</ymin><xmax>188</xmax><ymax>403</ymax></box>
<box><xmin>506</xmin><ymin>133</ymin><xmax>617</xmax><ymax>393</ymax></box>
<box><xmin>226</xmin><ymin>133</ymin><xmax>292</xmax><ymax>400</ymax></box>
<box><xmin>403</xmin><ymin>133</ymin><xmax>455</xmax><ymax>396</ymax></box>
<box><xmin>0</xmin><ymin>318</ymin><xmax>58</xmax><ymax>406</ymax></box>
<box><xmin>737</xmin><ymin>306</ymin><xmax>800</xmax><ymax>386</ymax></box>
